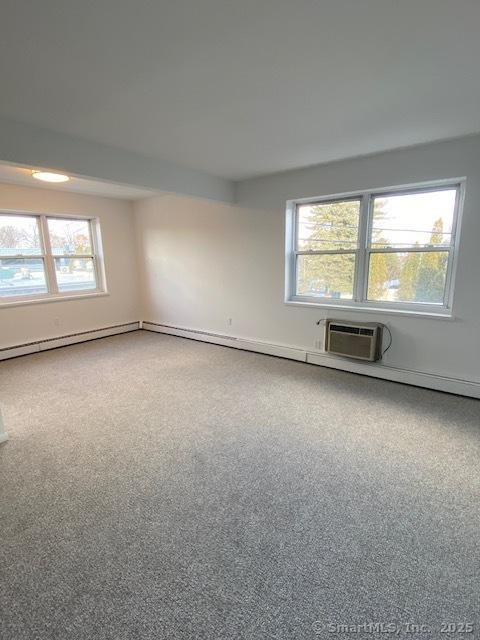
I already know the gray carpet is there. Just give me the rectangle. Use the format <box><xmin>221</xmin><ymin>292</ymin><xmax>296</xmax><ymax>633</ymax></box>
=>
<box><xmin>0</xmin><ymin>331</ymin><xmax>479</xmax><ymax>639</ymax></box>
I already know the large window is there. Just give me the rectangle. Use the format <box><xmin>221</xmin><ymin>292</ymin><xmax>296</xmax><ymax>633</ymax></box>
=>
<box><xmin>286</xmin><ymin>181</ymin><xmax>464</xmax><ymax>314</ymax></box>
<box><xmin>0</xmin><ymin>213</ymin><xmax>105</xmax><ymax>303</ymax></box>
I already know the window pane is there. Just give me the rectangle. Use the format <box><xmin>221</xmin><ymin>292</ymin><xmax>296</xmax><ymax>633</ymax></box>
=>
<box><xmin>55</xmin><ymin>258</ymin><xmax>96</xmax><ymax>292</ymax></box>
<box><xmin>0</xmin><ymin>258</ymin><xmax>47</xmax><ymax>297</ymax></box>
<box><xmin>367</xmin><ymin>251</ymin><xmax>448</xmax><ymax>304</ymax></box>
<box><xmin>0</xmin><ymin>215</ymin><xmax>42</xmax><ymax>256</ymax></box>
<box><xmin>371</xmin><ymin>189</ymin><xmax>456</xmax><ymax>249</ymax></box>
<box><xmin>297</xmin><ymin>200</ymin><xmax>360</xmax><ymax>250</ymax></box>
<box><xmin>48</xmin><ymin>218</ymin><xmax>92</xmax><ymax>255</ymax></box>
<box><xmin>296</xmin><ymin>253</ymin><xmax>355</xmax><ymax>299</ymax></box>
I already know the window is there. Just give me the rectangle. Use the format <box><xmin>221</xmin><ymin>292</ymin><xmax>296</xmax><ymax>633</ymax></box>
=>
<box><xmin>286</xmin><ymin>181</ymin><xmax>464</xmax><ymax>314</ymax></box>
<box><xmin>0</xmin><ymin>213</ymin><xmax>105</xmax><ymax>303</ymax></box>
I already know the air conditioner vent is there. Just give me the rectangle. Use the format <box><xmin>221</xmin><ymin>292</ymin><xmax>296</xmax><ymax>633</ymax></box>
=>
<box><xmin>325</xmin><ymin>320</ymin><xmax>383</xmax><ymax>362</ymax></box>
<box><xmin>329</xmin><ymin>324</ymin><xmax>375</xmax><ymax>337</ymax></box>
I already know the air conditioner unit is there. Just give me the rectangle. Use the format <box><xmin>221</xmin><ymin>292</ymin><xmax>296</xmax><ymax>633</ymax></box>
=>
<box><xmin>325</xmin><ymin>319</ymin><xmax>383</xmax><ymax>362</ymax></box>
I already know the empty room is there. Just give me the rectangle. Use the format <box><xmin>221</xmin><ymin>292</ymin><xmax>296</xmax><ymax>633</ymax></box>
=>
<box><xmin>0</xmin><ymin>1</ymin><xmax>479</xmax><ymax>638</ymax></box>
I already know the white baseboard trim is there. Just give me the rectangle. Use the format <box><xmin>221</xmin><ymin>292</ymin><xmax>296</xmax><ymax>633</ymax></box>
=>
<box><xmin>305</xmin><ymin>352</ymin><xmax>480</xmax><ymax>399</ymax></box>
<box><xmin>142</xmin><ymin>321</ymin><xmax>480</xmax><ymax>399</ymax></box>
<box><xmin>142</xmin><ymin>322</ymin><xmax>306</xmax><ymax>362</ymax></box>
<box><xmin>2</xmin><ymin>319</ymin><xmax>478</xmax><ymax>399</ymax></box>
<box><xmin>0</xmin><ymin>322</ymin><xmax>140</xmax><ymax>361</ymax></box>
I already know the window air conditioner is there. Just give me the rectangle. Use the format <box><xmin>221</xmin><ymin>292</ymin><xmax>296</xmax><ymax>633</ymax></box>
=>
<box><xmin>325</xmin><ymin>320</ymin><xmax>383</xmax><ymax>362</ymax></box>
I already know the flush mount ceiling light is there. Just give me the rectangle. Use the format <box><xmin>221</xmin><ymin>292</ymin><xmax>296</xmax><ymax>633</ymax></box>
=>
<box><xmin>31</xmin><ymin>170</ymin><xmax>70</xmax><ymax>183</ymax></box>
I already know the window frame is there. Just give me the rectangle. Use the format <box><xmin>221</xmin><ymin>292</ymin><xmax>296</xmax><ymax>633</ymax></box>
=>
<box><xmin>285</xmin><ymin>179</ymin><xmax>466</xmax><ymax>317</ymax></box>
<box><xmin>0</xmin><ymin>210</ymin><xmax>107</xmax><ymax>306</ymax></box>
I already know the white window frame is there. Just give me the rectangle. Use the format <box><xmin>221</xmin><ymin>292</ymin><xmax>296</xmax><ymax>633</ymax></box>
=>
<box><xmin>285</xmin><ymin>178</ymin><xmax>466</xmax><ymax>317</ymax></box>
<box><xmin>0</xmin><ymin>211</ymin><xmax>107</xmax><ymax>306</ymax></box>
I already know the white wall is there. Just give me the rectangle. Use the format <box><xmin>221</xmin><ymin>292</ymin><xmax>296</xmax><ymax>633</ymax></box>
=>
<box><xmin>0</xmin><ymin>183</ymin><xmax>139</xmax><ymax>348</ymax></box>
<box><xmin>134</xmin><ymin>135</ymin><xmax>480</xmax><ymax>385</ymax></box>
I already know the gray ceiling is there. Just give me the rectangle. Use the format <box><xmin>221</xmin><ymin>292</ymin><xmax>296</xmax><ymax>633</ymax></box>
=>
<box><xmin>1</xmin><ymin>0</ymin><xmax>479</xmax><ymax>181</ymax></box>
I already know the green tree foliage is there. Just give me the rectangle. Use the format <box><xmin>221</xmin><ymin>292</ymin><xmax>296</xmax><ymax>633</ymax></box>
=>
<box><xmin>297</xmin><ymin>200</ymin><xmax>359</xmax><ymax>296</ymax></box>
<box><xmin>367</xmin><ymin>199</ymin><xmax>401</xmax><ymax>300</ymax></box>
<box><xmin>398</xmin><ymin>218</ymin><xmax>447</xmax><ymax>303</ymax></box>
<box><xmin>299</xmin><ymin>201</ymin><xmax>359</xmax><ymax>252</ymax></box>
<box><xmin>368</xmin><ymin>253</ymin><xmax>389</xmax><ymax>299</ymax></box>
<box><xmin>398</xmin><ymin>248</ymin><xmax>421</xmax><ymax>301</ymax></box>
<box><xmin>298</xmin><ymin>203</ymin><xmax>447</xmax><ymax>304</ymax></box>
<box><xmin>297</xmin><ymin>199</ymin><xmax>392</xmax><ymax>298</ymax></box>
<box><xmin>413</xmin><ymin>218</ymin><xmax>448</xmax><ymax>303</ymax></box>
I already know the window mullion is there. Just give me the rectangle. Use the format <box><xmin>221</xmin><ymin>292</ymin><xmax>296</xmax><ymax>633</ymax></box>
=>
<box><xmin>296</xmin><ymin>249</ymin><xmax>358</xmax><ymax>256</ymax></box>
<box><xmin>354</xmin><ymin>194</ymin><xmax>370</xmax><ymax>302</ymax></box>
<box><xmin>91</xmin><ymin>218</ymin><xmax>105</xmax><ymax>292</ymax></box>
<box><xmin>39</xmin><ymin>215</ymin><xmax>58</xmax><ymax>294</ymax></box>
<box><xmin>58</xmin><ymin>254</ymin><xmax>95</xmax><ymax>259</ymax></box>
<box><xmin>287</xmin><ymin>204</ymin><xmax>298</xmax><ymax>299</ymax></box>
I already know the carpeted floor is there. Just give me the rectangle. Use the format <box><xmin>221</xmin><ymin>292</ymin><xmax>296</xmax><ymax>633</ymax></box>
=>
<box><xmin>0</xmin><ymin>331</ymin><xmax>479</xmax><ymax>639</ymax></box>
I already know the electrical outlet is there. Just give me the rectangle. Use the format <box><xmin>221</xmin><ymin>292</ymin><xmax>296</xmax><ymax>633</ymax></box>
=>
<box><xmin>227</xmin><ymin>317</ymin><xmax>233</xmax><ymax>326</ymax></box>
<box><xmin>314</xmin><ymin>338</ymin><xmax>323</xmax><ymax>351</ymax></box>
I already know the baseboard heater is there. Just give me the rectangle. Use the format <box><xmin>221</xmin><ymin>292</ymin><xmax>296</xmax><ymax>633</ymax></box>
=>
<box><xmin>0</xmin><ymin>322</ymin><xmax>140</xmax><ymax>361</ymax></box>
<box><xmin>142</xmin><ymin>321</ymin><xmax>307</xmax><ymax>361</ymax></box>
<box><xmin>142</xmin><ymin>321</ymin><xmax>239</xmax><ymax>342</ymax></box>
<box><xmin>142</xmin><ymin>320</ymin><xmax>480</xmax><ymax>398</ymax></box>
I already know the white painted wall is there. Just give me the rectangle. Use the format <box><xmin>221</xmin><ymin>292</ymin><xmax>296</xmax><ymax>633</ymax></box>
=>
<box><xmin>134</xmin><ymin>135</ymin><xmax>480</xmax><ymax>385</ymax></box>
<box><xmin>0</xmin><ymin>183</ymin><xmax>139</xmax><ymax>348</ymax></box>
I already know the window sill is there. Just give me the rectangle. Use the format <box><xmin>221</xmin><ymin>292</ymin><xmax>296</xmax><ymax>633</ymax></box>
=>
<box><xmin>285</xmin><ymin>299</ymin><xmax>455</xmax><ymax>320</ymax></box>
<box><xmin>0</xmin><ymin>291</ymin><xmax>109</xmax><ymax>309</ymax></box>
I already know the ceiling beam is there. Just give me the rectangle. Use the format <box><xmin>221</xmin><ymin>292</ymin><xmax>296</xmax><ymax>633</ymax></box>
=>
<box><xmin>0</xmin><ymin>117</ymin><xmax>234</xmax><ymax>203</ymax></box>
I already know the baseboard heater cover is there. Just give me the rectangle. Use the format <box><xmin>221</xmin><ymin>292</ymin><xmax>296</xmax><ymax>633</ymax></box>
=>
<box><xmin>142</xmin><ymin>321</ymin><xmax>238</xmax><ymax>342</ymax></box>
<box><xmin>142</xmin><ymin>321</ymin><xmax>480</xmax><ymax>399</ymax></box>
<box><xmin>1</xmin><ymin>320</ymin><xmax>478</xmax><ymax>398</ymax></box>
<box><xmin>0</xmin><ymin>322</ymin><xmax>140</xmax><ymax>360</ymax></box>
<box><xmin>142</xmin><ymin>321</ymin><xmax>307</xmax><ymax>362</ymax></box>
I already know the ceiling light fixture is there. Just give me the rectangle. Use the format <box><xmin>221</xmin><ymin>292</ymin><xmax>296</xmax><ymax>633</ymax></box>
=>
<box><xmin>32</xmin><ymin>170</ymin><xmax>70</xmax><ymax>183</ymax></box>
